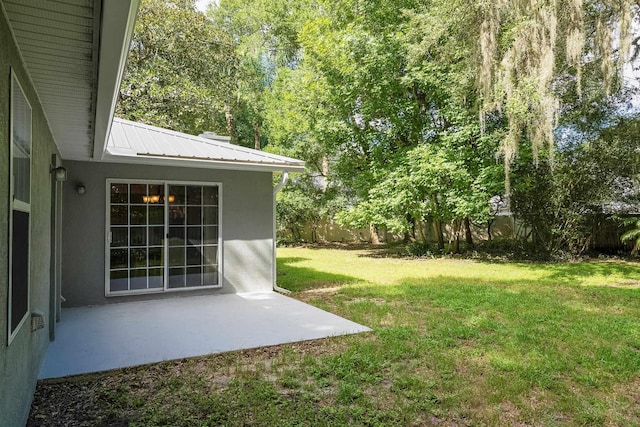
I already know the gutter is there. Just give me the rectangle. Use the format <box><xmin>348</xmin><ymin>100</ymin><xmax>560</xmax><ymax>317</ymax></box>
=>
<box><xmin>273</xmin><ymin>172</ymin><xmax>290</xmax><ymax>294</ymax></box>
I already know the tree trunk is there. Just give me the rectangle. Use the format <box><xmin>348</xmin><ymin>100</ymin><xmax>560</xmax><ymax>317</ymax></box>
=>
<box><xmin>404</xmin><ymin>214</ymin><xmax>416</xmax><ymax>243</ymax></box>
<box><xmin>435</xmin><ymin>221</ymin><xmax>444</xmax><ymax>251</ymax></box>
<box><xmin>253</xmin><ymin>123</ymin><xmax>261</xmax><ymax>150</ymax></box>
<box><xmin>224</xmin><ymin>105</ymin><xmax>238</xmax><ymax>144</ymax></box>
<box><xmin>320</xmin><ymin>156</ymin><xmax>329</xmax><ymax>191</ymax></box>
<box><xmin>452</xmin><ymin>220</ymin><xmax>461</xmax><ymax>253</ymax></box>
<box><xmin>370</xmin><ymin>223</ymin><xmax>381</xmax><ymax>245</ymax></box>
<box><xmin>464</xmin><ymin>217</ymin><xmax>474</xmax><ymax>246</ymax></box>
<box><xmin>487</xmin><ymin>219</ymin><xmax>494</xmax><ymax>241</ymax></box>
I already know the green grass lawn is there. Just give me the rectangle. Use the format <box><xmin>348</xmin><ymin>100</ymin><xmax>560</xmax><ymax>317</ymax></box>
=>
<box><xmin>30</xmin><ymin>246</ymin><xmax>640</xmax><ymax>426</ymax></box>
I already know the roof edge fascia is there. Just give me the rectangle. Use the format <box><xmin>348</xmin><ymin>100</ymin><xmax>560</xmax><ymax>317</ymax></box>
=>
<box><xmin>92</xmin><ymin>0</ymin><xmax>140</xmax><ymax>161</ymax></box>
<box><xmin>100</xmin><ymin>152</ymin><xmax>306</xmax><ymax>173</ymax></box>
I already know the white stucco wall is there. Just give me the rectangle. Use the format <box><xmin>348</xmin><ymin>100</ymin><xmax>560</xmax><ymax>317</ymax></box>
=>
<box><xmin>61</xmin><ymin>161</ymin><xmax>275</xmax><ymax>307</ymax></box>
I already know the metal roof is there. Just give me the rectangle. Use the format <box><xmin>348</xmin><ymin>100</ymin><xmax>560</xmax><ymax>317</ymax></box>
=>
<box><xmin>2</xmin><ymin>0</ymin><xmax>138</xmax><ymax>161</ymax></box>
<box><xmin>105</xmin><ymin>118</ymin><xmax>306</xmax><ymax>172</ymax></box>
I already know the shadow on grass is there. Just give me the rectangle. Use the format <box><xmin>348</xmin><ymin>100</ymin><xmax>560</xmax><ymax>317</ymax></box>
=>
<box><xmin>277</xmin><ymin>257</ymin><xmax>360</xmax><ymax>292</ymax></box>
<box><xmin>472</xmin><ymin>258</ymin><xmax>640</xmax><ymax>286</ymax></box>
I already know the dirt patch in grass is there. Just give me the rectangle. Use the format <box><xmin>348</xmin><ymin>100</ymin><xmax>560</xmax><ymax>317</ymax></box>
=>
<box><xmin>27</xmin><ymin>337</ymin><xmax>354</xmax><ymax>427</ymax></box>
<box><xmin>605</xmin><ymin>376</ymin><xmax>640</xmax><ymax>425</ymax></box>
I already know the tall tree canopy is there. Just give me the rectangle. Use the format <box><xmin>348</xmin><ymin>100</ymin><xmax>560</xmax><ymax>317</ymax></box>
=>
<box><xmin>117</xmin><ymin>0</ymin><xmax>237</xmax><ymax>136</ymax></box>
<box><xmin>119</xmin><ymin>0</ymin><xmax>640</xmax><ymax>252</ymax></box>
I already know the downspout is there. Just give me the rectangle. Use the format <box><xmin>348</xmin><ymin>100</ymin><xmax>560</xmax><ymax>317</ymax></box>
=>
<box><xmin>273</xmin><ymin>171</ymin><xmax>290</xmax><ymax>294</ymax></box>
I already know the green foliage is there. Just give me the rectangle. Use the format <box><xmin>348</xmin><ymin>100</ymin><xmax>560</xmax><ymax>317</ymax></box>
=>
<box><xmin>276</xmin><ymin>174</ymin><xmax>348</xmax><ymax>242</ymax></box>
<box><xmin>404</xmin><ymin>240</ymin><xmax>439</xmax><ymax>257</ymax></box>
<box><xmin>620</xmin><ymin>217</ymin><xmax>640</xmax><ymax>254</ymax></box>
<box><xmin>118</xmin><ymin>0</ymin><xmax>639</xmax><ymax>258</ymax></box>
<box><xmin>276</xmin><ymin>181</ymin><xmax>319</xmax><ymax>242</ymax></box>
<box><xmin>117</xmin><ymin>0</ymin><xmax>237</xmax><ymax>135</ymax></box>
<box><xmin>510</xmin><ymin>116</ymin><xmax>640</xmax><ymax>256</ymax></box>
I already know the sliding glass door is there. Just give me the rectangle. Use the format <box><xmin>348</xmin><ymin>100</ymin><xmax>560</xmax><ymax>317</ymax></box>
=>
<box><xmin>107</xmin><ymin>180</ymin><xmax>221</xmax><ymax>295</ymax></box>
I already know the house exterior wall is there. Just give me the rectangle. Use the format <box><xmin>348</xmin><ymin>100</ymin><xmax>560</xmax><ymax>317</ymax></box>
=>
<box><xmin>62</xmin><ymin>161</ymin><xmax>275</xmax><ymax>307</ymax></box>
<box><xmin>0</xmin><ymin>8</ymin><xmax>60</xmax><ymax>426</ymax></box>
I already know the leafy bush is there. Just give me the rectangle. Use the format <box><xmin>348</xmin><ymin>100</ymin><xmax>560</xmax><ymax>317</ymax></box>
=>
<box><xmin>405</xmin><ymin>241</ymin><xmax>439</xmax><ymax>257</ymax></box>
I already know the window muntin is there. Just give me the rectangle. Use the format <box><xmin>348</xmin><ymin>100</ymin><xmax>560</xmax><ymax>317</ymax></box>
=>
<box><xmin>8</xmin><ymin>71</ymin><xmax>32</xmax><ymax>343</ymax></box>
<box><xmin>107</xmin><ymin>181</ymin><xmax>221</xmax><ymax>295</ymax></box>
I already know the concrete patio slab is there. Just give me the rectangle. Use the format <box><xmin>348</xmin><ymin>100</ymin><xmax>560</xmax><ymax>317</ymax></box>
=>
<box><xmin>39</xmin><ymin>292</ymin><xmax>370</xmax><ymax>379</ymax></box>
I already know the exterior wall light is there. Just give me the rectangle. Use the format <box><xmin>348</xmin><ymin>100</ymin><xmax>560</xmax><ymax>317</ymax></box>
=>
<box><xmin>76</xmin><ymin>185</ymin><xmax>86</xmax><ymax>195</ymax></box>
<box><xmin>50</xmin><ymin>166</ymin><xmax>67</xmax><ymax>182</ymax></box>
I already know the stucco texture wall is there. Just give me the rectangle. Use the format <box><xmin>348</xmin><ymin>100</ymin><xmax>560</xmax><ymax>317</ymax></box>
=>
<box><xmin>62</xmin><ymin>161</ymin><xmax>275</xmax><ymax>307</ymax></box>
<box><xmin>0</xmin><ymin>8</ymin><xmax>60</xmax><ymax>426</ymax></box>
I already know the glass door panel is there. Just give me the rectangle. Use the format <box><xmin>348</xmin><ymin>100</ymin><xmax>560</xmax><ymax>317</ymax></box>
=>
<box><xmin>108</xmin><ymin>182</ymin><xmax>166</xmax><ymax>293</ymax></box>
<box><xmin>167</xmin><ymin>184</ymin><xmax>219</xmax><ymax>289</ymax></box>
<box><xmin>108</xmin><ymin>181</ymin><xmax>220</xmax><ymax>294</ymax></box>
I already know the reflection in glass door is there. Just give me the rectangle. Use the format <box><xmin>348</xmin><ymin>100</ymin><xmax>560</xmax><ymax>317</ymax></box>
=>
<box><xmin>109</xmin><ymin>183</ymin><xmax>166</xmax><ymax>292</ymax></box>
<box><xmin>107</xmin><ymin>181</ymin><xmax>220</xmax><ymax>295</ymax></box>
<box><xmin>167</xmin><ymin>184</ymin><xmax>219</xmax><ymax>288</ymax></box>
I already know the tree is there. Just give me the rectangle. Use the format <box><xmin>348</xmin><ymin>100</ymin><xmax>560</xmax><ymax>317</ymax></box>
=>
<box><xmin>119</xmin><ymin>0</ymin><xmax>640</xmax><ymax>255</ymax></box>
<box><xmin>510</xmin><ymin>113</ymin><xmax>640</xmax><ymax>256</ymax></box>
<box><xmin>208</xmin><ymin>0</ymin><xmax>309</xmax><ymax>148</ymax></box>
<box><xmin>621</xmin><ymin>218</ymin><xmax>640</xmax><ymax>254</ymax></box>
<box><xmin>117</xmin><ymin>0</ymin><xmax>238</xmax><ymax>136</ymax></box>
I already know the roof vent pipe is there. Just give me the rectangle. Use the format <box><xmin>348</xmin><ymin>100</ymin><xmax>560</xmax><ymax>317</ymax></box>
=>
<box><xmin>198</xmin><ymin>132</ymin><xmax>231</xmax><ymax>143</ymax></box>
<box><xmin>273</xmin><ymin>171</ymin><xmax>290</xmax><ymax>294</ymax></box>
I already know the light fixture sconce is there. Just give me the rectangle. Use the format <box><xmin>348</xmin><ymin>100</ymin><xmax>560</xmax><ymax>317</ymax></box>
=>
<box><xmin>76</xmin><ymin>184</ymin><xmax>86</xmax><ymax>195</ymax></box>
<box><xmin>50</xmin><ymin>166</ymin><xmax>67</xmax><ymax>182</ymax></box>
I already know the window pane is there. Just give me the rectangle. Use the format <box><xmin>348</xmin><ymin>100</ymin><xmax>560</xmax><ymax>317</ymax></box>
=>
<box><xmin>202</xmin><ymin>186</ymin><xmax>218</xmax><ymax>205</ymax></box>
<box><xmin>203</xmin><ymin>207</ymin><xmax>218</xmax><ymax>225</ymax></box>
<box><xmin>149</xmin><ymin>226</ymin><xmax>164</xmax><ymax>246</ymax></box>
<box><xmin>148</xmin><ymin>268</ymin><xmax>164</xmax><ymax>288</ymax></box>
<box><xmin>169</xmin><ymin>186</ymin><xmax>185</xmax><ymax>205</ymax></box>
<box><xmin>186</xmin><ymin>246</ymin><xmax>201</xmax><ymax>266</ymax></box>
<box><xmin>111</xmin><ymin>227</ymin><xmax>128</xmax><ymax>247</ymax></box>
<box><xmin>12</xmin><ymin>155</ymin><xmax>30</xmax><ymax>204</ymax></box>
<box><xmin>186</xmin><ymin>267</ymin><xmax>202</xmax><ymax>287</ymax></box>
<box><xmin>203</xmin><ymin>226</ymin><xmax>218</xmax><ymax>244</ymax></box>
<box><xmin>169</xmin><ymin>247</ymin><xmax>184</xmax><ymax>267</ymax></box>
<box><xmin>203</xmin><ymin>265</ymin><xmax>218</xmax><ymax>286</ymax></box>
<box><xmin>187</xmin><ymin>227</ymin><xmax>201</xmax><ymax>245</ymax></box>
<box><xmin>11</xmin><ymin>75</ymin><xmax>31</xmax><ymax>205</ymax></box>
<box><xmin>203</xmin><ymin>245</ymin><xmax>218</xmax><ymax>266</ymax></box>
<box><xmin>148</xmin><ymin>206</ymin><xmax>164</xmax><ymax>225</ymax></box>
<box><xmin>149</xmin><ymin>184</ymin><xmax>164</xmax><ymax>203</ymax></box>
<box><xmin>169</xmin><ymin>206</ymin><xmax>185</xmax><ymax>225</ymax></box>
<box><xmin>148</xmin><ymin>247</ymin><xmax>163</xmax><ymax>267</ymax></box>
<box><xmin>130</xmin><ymin>269</ymin><xmax>147</xmax><ymax>290</ymax></box>
<box><xmin>10</xmin><ymin>210</ymin><xmax>29</xmax><ymax>333</ymax></box>
<box><xmin>187</xmin><ymin>206</ymin><xmax>201</xmax><ymax>225</ymax></box>
<box><xmin>111</xmin><ymin>184</ymin><xmax>128</xmax><ymax>203</ymax></box>
<box><xmin>111</xmin><ymin>206</ymin><xmax>128</xmax><ymax>225</ymax></box>
<box><xmin>168</xmin><ymin>268</ymin><xmax>185</xmax><ymax>288</ymax></box>
<box><xmin>130</xmin><ymin>227</ymin><xmax>147</xmax><ymax>246</ymax></box>
<box><xmin>130</xmin><ymin>248</ymin><xmax>147</xmax><ymax>269</ymax></box>
<box><xmin>168</xmin><ymin>227</ymin><xmax>185</xmax><ymax>246</ymax></box>
<box><xmin>187</xmin><ymin>186</ymin><xmax>201</xmax><ymax>205</ymax></box>
<box><xmin>110</xmin><ymin>249</ymin><xmax>128</xmax><ymax>269</ymax></box>
<box><xmin>130</xmin><ymin>206</ymin><xmax>147</xmax><ymax>225</ymax></box>
<box><xmin>130</xmin><ymin>184</ymin><xmax>147</xmax><ymax>204</ymax></box>
<box><xmin>110</xmin><ymin>270</ymin><xmax>128</xmax><ymax>292</ymax></box>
